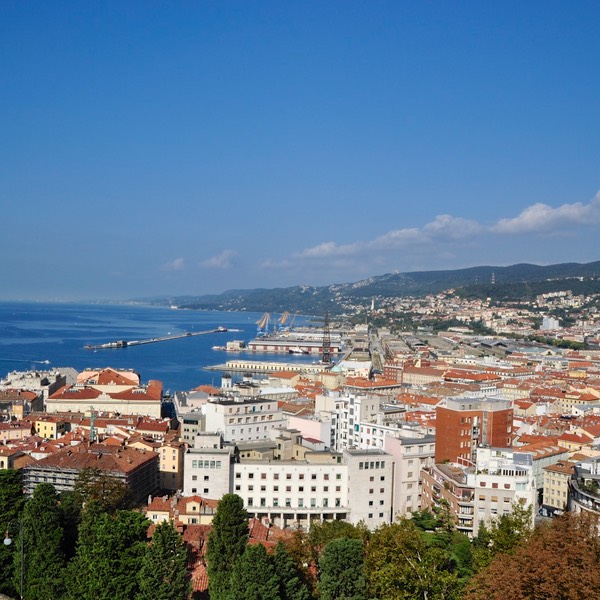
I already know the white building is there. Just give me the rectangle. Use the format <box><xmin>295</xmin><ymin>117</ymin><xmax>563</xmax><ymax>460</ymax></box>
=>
<box><xmin>183</xmin><ymin>446</ymin><xmax>233</xmax><ymax>499</ymax></box>
<box><xmin>203</xmin><ymin>397</ymin><xmax>287</xmax><ymax>443</ymax></box>
<box><xmin>384</xmin><ymin>432</ymin><xmax>436</xmax><ymax>517</ymax></box>
<box><xmin>471</xmin><ymin>447</ymin><xmax>536</xmax><ymax>535</ymax></box>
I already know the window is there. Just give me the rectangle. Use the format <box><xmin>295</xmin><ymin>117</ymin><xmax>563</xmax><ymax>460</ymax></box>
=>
<box><xmin>261</xmin><ymin>473</ymin><xmax>267</xmax><ymax>479</ymax></box>
<box><xmin>203</xmin><ymin>488</ymin><xmax>209</xmax><ymax>494</ymax></box>
<box><xmin>248</xmin><ymin>473</ymin><xmax>254</xmax><ymax>479</ymax></box>
<box><xmin>274</xmin><ymin>473</ymin><xmax>279</xmax><ymax>480</ymax></box>
<box><xmin>324</xmin><ymin>474</ymin><xmax>329</xmax><ymax>480</ymax></box>
<box><xmin>299</xmin><ymin>474</ymin><xmax>305</xmax><ymax>480</ymax></box>
<box><xmin>299</xmin><ymin>486</ymin><xmax>304</xmax><ymax>492</ymax></box>
<box><xmin>248</xmin><ymin>498</ymin><xmax>253</xmax><ymax>506</ymax></box>
<box><xmin>192</xmin><ymin>475</ymin><xmax>197</xmax><ymax>481</ymax></box>
<box><xmin>204</xmin><ymin>475</ymin><xmax>209</xmax><ymax>481</ymax></box>
<box><xmin>311</xmin><ymin>474</ymin><xmax>317</xmax><ymax>480</ymax></box>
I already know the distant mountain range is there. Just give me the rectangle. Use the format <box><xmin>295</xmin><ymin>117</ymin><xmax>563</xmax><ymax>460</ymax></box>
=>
<box><xmin>139</xmin><ymin>261</ymin><xmax>600</xmax><ymax>315</ymax></box>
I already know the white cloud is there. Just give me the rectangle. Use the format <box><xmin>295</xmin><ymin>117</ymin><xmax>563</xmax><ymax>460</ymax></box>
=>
<box><xmin>262</xmin><ymin>192</ymin><xmax>600</xmax><ymax>276</ymax></box>
<box><xmin>423</xmin><ymin>214</ymin><xmax>482</xmax><ymax>238</ymax></box>
<box><xmin>491</xmin><ymin>193</ymin><xmax>600</xmax><ymax>234</ymax></box>
<box><xmin>161</xmin><ymin>257</ymin><xmax>185</xmax><ymax>271</ymax></box>
<box><xmin>200</xmin><ymin>250</ymin><xmax>237</xmax><ymax>269</ymax></box>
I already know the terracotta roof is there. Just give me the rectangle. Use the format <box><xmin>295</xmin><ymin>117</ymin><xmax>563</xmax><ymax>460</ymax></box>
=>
<box><xmin>28</xmin><ymin>442</ymin><xmax>158</xmax><ymax>474</ymax></box>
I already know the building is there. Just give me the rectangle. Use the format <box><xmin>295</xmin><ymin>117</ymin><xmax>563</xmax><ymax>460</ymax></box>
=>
<box><xmin>23</xmin><ymin>442</ymin><xmax>159</xmax><ymax>502</ymax></box>
<box><xmin>542</xmin><ymin>460</ymin><xmax>576</xmax><ymax>516</ymax></box>
<box><xmin>421</xmin><ymin>463</ymin><xmax>475</xmax><ymax>536</ymax></box>
<box><xmin>146</xmin><ymin>494</ymin><xmax>218</xmax><ymax>525</ymax></box>
<box><xmin>203</xmin><ymin>397</ymin><xmax>287</xmax><ymax>443</ymax></box>
<box><xmin>231</xmin><ymin>449</ymin><xmax>393</xmax><ymax>530</ymax></box>
<box><xmin>384</xmin><ymin>432</ymin><xmax>436</xmax><ymax>517</ymax></box>
<box><xmin>435</xmin><ymin>398</ymin><xmax>513</xmax><ymax>465</ymax></box>
<box><xmin>46</xmin><ymin>368</ymin><xmax>163</xmax><ymax>418</ymax></box>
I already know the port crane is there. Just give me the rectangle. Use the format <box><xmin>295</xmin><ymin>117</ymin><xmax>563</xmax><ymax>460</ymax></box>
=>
<box><xmin>277</xmin><ymin>312</ymin><xmax>290</xmax><ymax>332</ymax></box>
<box><xmin>256</xmin><ymin>313</ymin><xmax>271</xmax><ymax>336</ymax></box>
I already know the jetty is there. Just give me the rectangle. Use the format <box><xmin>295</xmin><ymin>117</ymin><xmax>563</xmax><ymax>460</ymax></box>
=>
<box><xmin>84</xmin><ymin>327</ymin><xmax>227</xmax><ymax>350</ymax></box>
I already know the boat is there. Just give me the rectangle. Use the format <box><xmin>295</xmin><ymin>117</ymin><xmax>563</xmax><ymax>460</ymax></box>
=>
<box><xmin>289</xmin><ymin>346</ymin><xmax>308</xmax><ymax>354</ymax></box>
<box><xmin>212</xmin><ymin>345</ymin><xmax>227</xmax><ymax>351</ymax></box>
<box><xmin>216</xmin><ymin>326</ymin><xmax>228</xmax><ymax>332</ymax></box>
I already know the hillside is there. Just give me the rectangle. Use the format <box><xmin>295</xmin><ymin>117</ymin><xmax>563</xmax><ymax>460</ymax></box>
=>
<box><xmin>140</xmin><ymin>261</ymin><xmax>600</xmax><ymax>315</ymax></box>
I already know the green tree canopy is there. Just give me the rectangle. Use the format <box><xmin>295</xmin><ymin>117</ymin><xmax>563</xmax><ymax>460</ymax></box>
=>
<box><xmin>272</xmin><ymin>542</ymin><xmax>311</xmax><ymax>600</ymax></box>
<box><xmin>227</xmin><ymin>543</ymin><xmax>280</xmax><ymax>600</ymax></box>
<box><xmin>206</xmin><ymin>493</ymin><xmax>249</xmax><ymax>600</ymax></box>
<box><xmin>66</xmin><ymin>506</ymin><xmax>150</xmax><ymax>600</ymax></box>
<box><xmin>137</xmin><ymin>519</ymin><xmax>190</xmax><ymax>600</ymax></box>
<box><xmin>365</xmin><ymin>518</ymin><xmax>461</xmax><ymax>600</ymax></box>
<box><xmin>14</xmin><ymin>483</ymin><xmax>66</xmax><ymax>600</ymax></box>
<box><xmin>0</xmin><ymin>470</ymin><xmax>26</xmax><ymax>597</ymax></box>
<box><xmin>73</xmin><ymin>467</ymin><xmax>133</xmax><ymax>512</ymax></box>
<box><xmin>471</xmin><ymin>500</ymin><xmax>532</xmax><ymax>571</ymax></box>
<box><xmin>319</xmin><ymin>537</ymin><xmax>368</xmax><ymax>600</ymax></box>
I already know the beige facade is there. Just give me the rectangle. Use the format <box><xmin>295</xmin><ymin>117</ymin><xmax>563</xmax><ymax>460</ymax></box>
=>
<box><xmin>543</xmin><ymin>461</ymin><xmax>575</xmax><ymax>514</ymax></box>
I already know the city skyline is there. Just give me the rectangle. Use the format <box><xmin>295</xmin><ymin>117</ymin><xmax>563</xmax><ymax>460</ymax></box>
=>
<box><xmin>1</xmin><ymin>1</ymin><xmax>600</xmax><ymax>301</ymax></box>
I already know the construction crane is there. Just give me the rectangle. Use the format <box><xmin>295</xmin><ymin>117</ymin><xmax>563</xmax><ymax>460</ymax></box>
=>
<box><xmin>278</xmin><ymin>312</ymin><xmax>290</xmax><ymax>332</ymax></box>
<box><xmin>256</xmin><ymin>313</ymin><xmax>270</xmax><ymax>336</ymax></box>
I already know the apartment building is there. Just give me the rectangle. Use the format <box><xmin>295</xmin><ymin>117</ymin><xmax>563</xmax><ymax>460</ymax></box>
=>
<box><xmin>203</xmin><ymin>397</ymin><xmax>287</xmax><ymax>443</ymax></box>
<box><xmin>435</xmin><ymin>397</ymin><xmax>513</xmax><ymax>464</ymax></box>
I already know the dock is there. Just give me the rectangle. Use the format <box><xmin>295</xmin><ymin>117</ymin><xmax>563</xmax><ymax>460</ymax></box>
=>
<box><xmin>204</xmin><ymin>359</ymin><xmax>331</xmax><ymax>375</ymax></box>
<box><xmin>84</xmin><ymin>327</ymin><xmax>228</xmax><ymax>350</ymax></box>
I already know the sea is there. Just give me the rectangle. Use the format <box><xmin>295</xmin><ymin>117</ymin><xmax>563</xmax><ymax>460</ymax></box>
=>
<box><xmin>0</xmin><ymin>302</ymin><xmax>315</xmax><ymax>393</ymax></box>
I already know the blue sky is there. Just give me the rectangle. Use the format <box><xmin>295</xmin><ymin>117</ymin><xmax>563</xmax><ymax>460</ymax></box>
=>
<box><xmin>1</xmin><ymin>1</ymin><xmax>600</xmax><ymax>301</ymax></box>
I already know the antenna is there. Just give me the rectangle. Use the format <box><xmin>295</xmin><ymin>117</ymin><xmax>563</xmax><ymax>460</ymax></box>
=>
<box><xmin>90</xmin><ymin>406</ymin><xmax>96</xmax><ymax>443</ymax></box>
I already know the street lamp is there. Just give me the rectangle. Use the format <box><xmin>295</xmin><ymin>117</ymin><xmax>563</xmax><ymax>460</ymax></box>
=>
<box><xmin>3</xmin><ymin>517</ymin><xmax>24</xmax><ymax>600</ymax></box>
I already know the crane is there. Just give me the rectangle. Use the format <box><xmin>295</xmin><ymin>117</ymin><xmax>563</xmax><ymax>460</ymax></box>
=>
<box><xmin>256</xmin><ymin>313</ymin><xmax>271</xmax><ymax>336</ymax></box>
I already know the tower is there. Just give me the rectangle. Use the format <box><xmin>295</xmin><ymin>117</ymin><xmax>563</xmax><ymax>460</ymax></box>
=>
<box><xmin>321</xmin><ymin>311</ymin><xmax>332</xmax><ymax>365</ymax></box>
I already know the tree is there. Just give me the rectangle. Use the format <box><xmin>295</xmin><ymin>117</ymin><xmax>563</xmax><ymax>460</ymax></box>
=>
<box><xmin>73</xmin><ymin>467</ymin><xmax>133</xmax><ymax>512</ymax></box>
<box><xmin>471</xmin><ymin>500</ymin><xmax>532</xmax><ymax>571</ymax></box>
<box><xmin>308</xmin><ymin>519</ymin><xmax>369</xmax><ymax>565</ymax></box>
<box><xmin>206</xmin><ymin>493</ymin><xmax>249</xmax><ymax>600</ymax></box>
<box><xmin>365</xmin><ymin>518</ymin><xmax>461</xmax><ymax>600</ymax></box>
<box><xmin>14</xmin><ymin>483</ymin><xmax>65</xmax><ymax>600</ymax></box>
<box><xmin>272</xmin><ymin>542</ymin><xmax>311</xmax><ymax>600</ymax></box>
<box><xmin>137</xmin><ymin>519</ymin><xmax>190</xmax><ymax>600</ymax></box>
<box><xmin>227</xmin><ymin>543</ymin><xmax>279</xmax><ymax>600</ymax></box>
<box><xmin>0</xmin><ymin>470</ymin><xmax>26</xmax><ymax>597</ymax></box>
<box><xmin>65</xmin><ymin>506</ymin><xmax>149</xmax><ymax>600</ymax></box>
<box><xmin>319</xmin><ymin>537</ymin><xmax>368</xmax><ymax>600</ymax></box>
<box><xmin>466</xmin><ymin>512</ymin><xmax>600</xmax><ymax>600</ymax></box>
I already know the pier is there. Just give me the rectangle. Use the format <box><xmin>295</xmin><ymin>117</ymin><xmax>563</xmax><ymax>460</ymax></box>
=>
<box><xmin>84</xmin><ymin>327</ymin><xmax>227</xmax><ymax>350</ymax></box>
<box><xmin>204</xmin><ymin>359</ymin><xmax>331</xmax><ymax>375</ymax></box>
